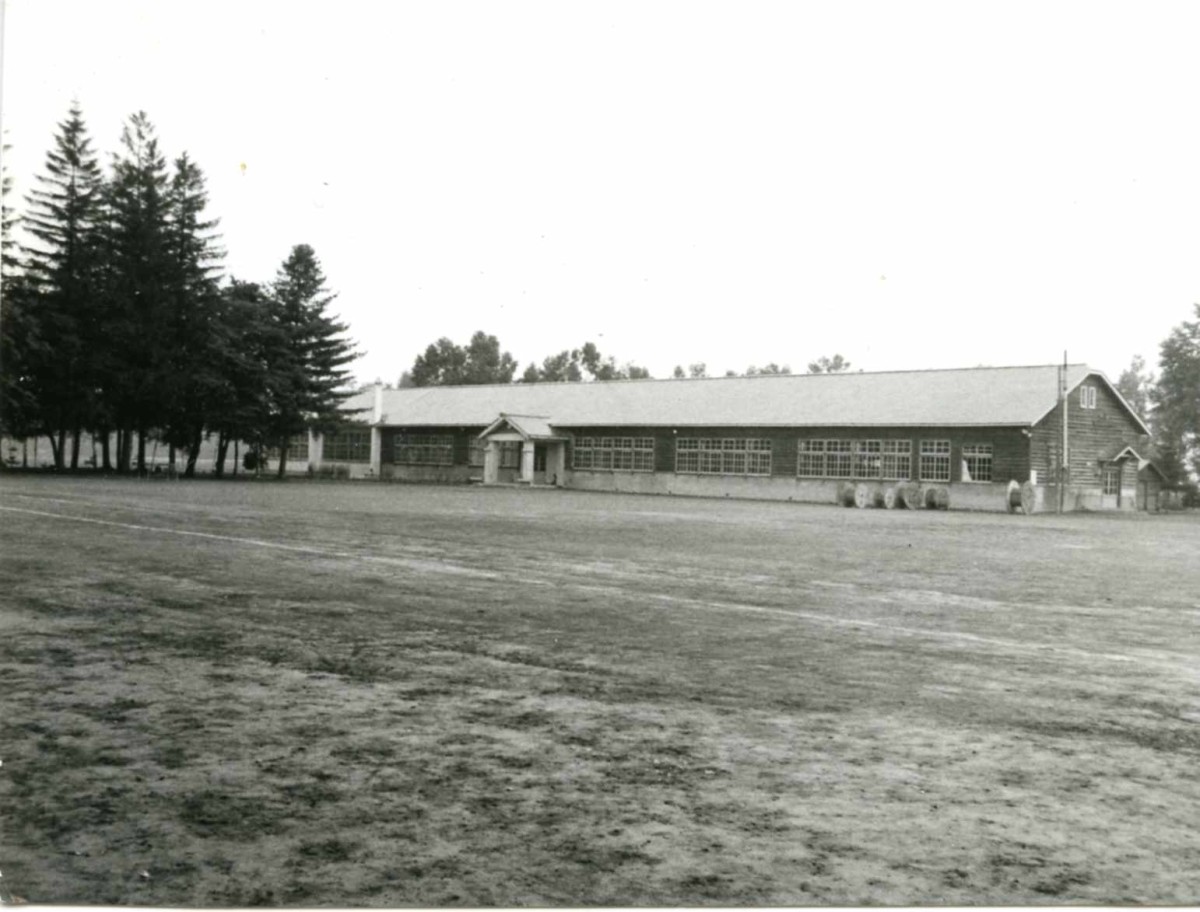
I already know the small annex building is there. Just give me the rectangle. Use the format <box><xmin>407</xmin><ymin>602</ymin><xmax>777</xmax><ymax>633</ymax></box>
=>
<box><xmin>306</xmin><ymin>363</ymin><xmax>1161</xmax><ymax>512</ymax></box>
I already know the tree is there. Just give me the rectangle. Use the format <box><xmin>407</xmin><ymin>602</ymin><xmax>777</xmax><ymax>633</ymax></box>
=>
<box><xmin>524</xmin><ymin>341</ymin><xmax>650</xmax><ymax>383</ymax></box>
<box><xmin>206</xmin><ymin>279</ymin><xmax>273</xmax><ymax>477</ymax></box>
<box><xmin>1115</xmin><ymin>354</ymin><xmax>1155</xmax><ymax>423</ymax></box>
<box><xmin>103</xmin><ymin>111</ymin><xmax>174</xmax><ymax>473</ymax></box>
<box><xmin>529</xmin><ymin>349</ymin><xmax>583</xmax><ymax>383</ymax></box>
<box><xmin>410</xmin><ymin>331</ymin><xmax>516</xmax><ymax>386</ymax></box>
<box><xmin>19</xmin><ymin>103</ymin><xmax>106</xmax><ymax>468</ymax></box>
<box><xmin>1</xmin><ymin>135</ymin><xmax>17</xmax><ymax>266</ymax></box>
<box><xmin>264</xmin><ymin>244</ymin><xmax>358</xmax><ymax>477</ymax></box>
<box><xmin>159</xmin><ymin>152</ymin><xmax>225</xmax><ymax>476</ymax></box>
<box><xmin>1153</xmin><ymin>304</ymin><xmax>1200</xmax><ymax>487</ymax></box>
<box><xmin>807</xmin><ymin>354</ymin><xmax>852</xmax><ymax>374</ymax></box>
<box><xmin>463</xmin><ymin>331</ymin><xmax>517</xmax><ymax>384</ymax></box>
<box><xmin>672</xmin><ymin>365</ymin><xmax>685</xmax><ymax>379</ymax></box>
<box><xmin>746</xmin><ymin>363</ymin><xmax>791</xmax><ymax>376</ymax></box>
<box><xmin>0</xmin><ymin>136</ymin><xmax>37</xmax><ymax>442</ymax></box>
<box><xmin>687</xmin><ymin>363</ymin><xmax>708</xmax><ymax>379</ymax></box>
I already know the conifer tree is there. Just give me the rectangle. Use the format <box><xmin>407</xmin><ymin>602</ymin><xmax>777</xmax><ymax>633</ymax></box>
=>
<box><xmin>20</xmin><ymin>103</ymin><xmax>105</xmax><ymax>468</ymax></box>
<box><xmin>103</xmin><ymin>111</ymin><xmax>172</xmax><ymax>473</ymax></box>
<box><xmin>160</xmin><ymin>152</ymin><xmax>224</xmax><ymax>475</ymax></box>
<box><xmin>265</xmin><ymin>245</ymin><xmax>357</xmax><ymax>476</ymax></box>
<box><xmin>1</xmin><ymin>137</ymin><xmax>40</xmax><ymax>444</ymax></box>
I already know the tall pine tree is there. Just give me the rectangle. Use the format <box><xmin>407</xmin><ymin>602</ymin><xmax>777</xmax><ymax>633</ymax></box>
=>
<box><xmin>265</xmin><ymin>245</ymin><xmax>357</xmax><ymax>477</ymax></box>
<box><xmin>103</xmin><ymin>111</ymin><xmax>172</xmax><ymax>473</ymax></box>
<box><xmin>20</xmin><ymin>103</ymin><xmax>105</xmax><ymax>468</ymax></box>
<box><xmin>161</xmin><ymin>152</ymin><xmax>224</xmax><ymax>475</ymax></box>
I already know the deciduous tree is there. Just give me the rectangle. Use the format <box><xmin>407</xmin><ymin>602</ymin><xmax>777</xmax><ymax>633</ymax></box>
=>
<box><xmin>1153</xmin><ymin>304</ymin><xmax>1200</xmax><ymax>488</ymax></box>
<box><xmin>807</xmin><ymin>354</ymin><xmax>851</xmax><ymax>374</ymax></box>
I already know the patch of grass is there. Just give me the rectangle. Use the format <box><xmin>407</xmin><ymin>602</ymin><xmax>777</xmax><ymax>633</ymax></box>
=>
<box><xmin>294</xmin><ymin>837</ymin><xmax>360</xmax><ymax>863</ymax></box>
<box><xmin>4</xmin><ymin>477</ymin><xmax>1200</xmax><ymax>906</ymax></box>
<box><xmin>179</xmin><ymin>791</ymin><xmax>284</xmax><ymax>841</ymax></box>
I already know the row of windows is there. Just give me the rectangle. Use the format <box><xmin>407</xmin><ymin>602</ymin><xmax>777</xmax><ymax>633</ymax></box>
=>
<box><xmin>266</xmin><ymin>435</ymin><xmax>309</xmax><ymax>460</ymax></box>
<box><xmin>573</xmin><ymin>437</ymin><xmax>655</xmax><ymax>472</ymax></box>
<box><xmin>1080</xmin><ymin>384</ymin><xmax>1098</xmax><ymax>409</ymax></box>
<box><xmin>324</xmin><ymin>430</ymin><xmax>995</xmax><ymax>482</ymax></box>
<box><xmin>676</xmin><ymin>438</ymin><xmax>773</xmax><ymax>476</ymax></box>
<box><xmin>395</xmin><ymin>434</ymin><xmax>454</xmax><ymax>465</ymax></box>
<box><xmin>796</xmin><ymin>439</ymin><xmax>913</xmax><ymax>480</ymax></box>
<box><xmin>323</xmin><ymin>428</ymin><xmax>371</xmax><ymax>462</ymax></box>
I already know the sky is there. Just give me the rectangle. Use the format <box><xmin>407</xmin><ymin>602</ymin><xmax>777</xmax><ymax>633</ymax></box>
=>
<box><xmin>4</xmin><ymin>0</ymin><xmax>1200</xmax><ymax>386</ymax></box>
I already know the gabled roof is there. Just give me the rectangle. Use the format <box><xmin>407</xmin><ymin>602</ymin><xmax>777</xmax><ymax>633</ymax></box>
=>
<box><xmin>1099</xmin><ymin>444</ymin><xmax>1143</xmax><ymax>463</ymax></box>
<box><xmin>1032</xmin><ymin>370</ymin><xmax>1152</xmax><ymax>435</ymax></box>
<box><xmin>478</xmin><ymin>414</ymin><xmax>566</xmax><ymax>441</ymax></box>
<box><xmin>342</xmin><ymin>363</ymin><xmax>1145</xmax><ymax>430</ymax></box>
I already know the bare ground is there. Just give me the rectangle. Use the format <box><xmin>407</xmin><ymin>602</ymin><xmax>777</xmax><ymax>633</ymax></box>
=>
<box><xmin>1</xmin><ymin>475</ymin><xmax>1198</xmax><ymax>905</ymax></box>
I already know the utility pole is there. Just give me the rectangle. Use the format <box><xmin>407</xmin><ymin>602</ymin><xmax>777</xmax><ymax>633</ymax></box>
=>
<box><xmin>1059</xmin><ymin>351</ymin><xmax>1069</xmax><ymax>514</ymax></box>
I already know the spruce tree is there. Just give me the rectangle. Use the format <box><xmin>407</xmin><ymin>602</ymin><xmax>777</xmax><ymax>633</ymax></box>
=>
<box><xmin>161</xmin><ymin>152</ymin><xmax>224</xmax><ymax>475</ymax></box>
<box><xmin>265</xmin><ymin>245</ymin><xmax>357</xmax><ymax>476</ymax></box>
<box><xmin>20</xmin><ymin>103</ymin><xmax>105</xmax><ymax>468</ymax></box>
<box><xmin>103</xmin><ymin>111</ymin><xmax>172</xmax><ymax>473</ymax></box>
<box><xmin>1</xmin><ymin>137</ymin><xmax>40</xmax><ymax>445</ymax></box>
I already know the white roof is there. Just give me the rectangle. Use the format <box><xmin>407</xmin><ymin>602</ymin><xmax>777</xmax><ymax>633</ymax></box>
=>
<box><xmin>341</xmin><ymin>364</ymin><xmax>1148</xmax><ymax>432</ymax></box>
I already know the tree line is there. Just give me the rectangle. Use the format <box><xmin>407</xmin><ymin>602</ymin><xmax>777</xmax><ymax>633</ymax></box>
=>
<box><xmin>401</xmin><ymin>331</ymin><xmax>851</xmax><ymax>387</ymax></box>
<box><xmin>0</xmin><ymin>104</ymin><xmax>357</xmax><ymax>476</ymax></box>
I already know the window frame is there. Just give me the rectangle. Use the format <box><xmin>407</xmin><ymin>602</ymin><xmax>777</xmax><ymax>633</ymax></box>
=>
<box><xmin>797</xmin><ymin>438</ymin><xmax>910</xmax><ymax>480</ymax></box>
<box><xmin>1102</xmin><ymin>464</ymin><xmax>1121</xmax><ymax>495</ymax></box>
<box><xmin>573</xmin><ymin>436</ymin><xmax>655</xmax><ymax>473</ymax></box>
<box><xmin>323</xmin><ymin>425</ymin><xmax>372</xmax><ymax>463</ymax></box>
<box><xmin>394</xmin><ymin>433</ymin><xmax>455</xmax><ymax>466</ymax></box>
<box><xmin>919</xmin><ymin>439</ymin><xmax>952</xmax><ymax>482</ymax></box>
<box><xmin>675</xmin><ymin>437</ymin><xmax>773</xmax><ymax>476</ymax></box>
<box><xmin>961</xmin><ymin>443</ymin><xmax>993</xmax><ymax>483</ymax></box>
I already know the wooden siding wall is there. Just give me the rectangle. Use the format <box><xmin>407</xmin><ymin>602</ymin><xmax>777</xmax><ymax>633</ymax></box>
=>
<box><xmin>1030</xmin><ymin>378</ymin><xmax>1149</xmax><ymax>485</ymax></box>
<box><xmin>563</xmin><ymin>425</ymin><xmax>1030</xmax><ymax>483</ymax></box>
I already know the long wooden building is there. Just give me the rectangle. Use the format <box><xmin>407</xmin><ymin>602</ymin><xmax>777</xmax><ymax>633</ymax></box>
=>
<box><xmin>308</xmin><ymin>364</ymin><xmax>1164</xmax><ymax>512</ymax></box>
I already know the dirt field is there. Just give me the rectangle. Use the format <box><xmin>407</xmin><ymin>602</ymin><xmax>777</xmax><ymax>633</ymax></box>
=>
<box><xmin>1</xmin><ymin>475</ymin><xmax>1199</xmax><ymax>906</ymax></box>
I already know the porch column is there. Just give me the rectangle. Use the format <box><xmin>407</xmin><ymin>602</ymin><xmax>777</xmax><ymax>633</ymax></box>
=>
<box><xmin>308</xmin><ymin>428</ymin><xmax>322</xmax><ymax>472</ymax></box>
<box><xmin>369</xmin><ymin>426</ymin><xmax>382</xmax><ymax>478</ymax></box>
<box><xmin>483</xmin><ymin>441</ymin><xmax>499</xmax><ymax>485</ymax></box>
<box><xmin>520</xmin><ymin>440</ymin><xmax>535</xmax><ymax>484</ymax></box>
<box><xmin>552</xmin><ymin>441</ymin><xmax>566</xmax><ymax>486</ymax></box>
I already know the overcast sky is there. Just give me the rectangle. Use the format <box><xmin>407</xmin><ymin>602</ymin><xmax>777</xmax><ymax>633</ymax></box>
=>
<box><xmin>5</xmin><ymin>0</ymin><xmax>1200</xmax><ymax>385</ymax></box>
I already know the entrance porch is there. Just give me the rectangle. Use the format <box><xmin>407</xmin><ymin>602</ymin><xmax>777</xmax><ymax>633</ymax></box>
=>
<box><xmin>477</xmin><ymin>415</ymin><xmax>567</xmax><ymax>487</ymax></box>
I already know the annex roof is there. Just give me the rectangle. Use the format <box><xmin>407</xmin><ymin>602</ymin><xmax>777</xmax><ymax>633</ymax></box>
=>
<box><xmin>345</xmin><ymin>363</ymin><xmax>1147</xmax><ymax>431</ymax></box>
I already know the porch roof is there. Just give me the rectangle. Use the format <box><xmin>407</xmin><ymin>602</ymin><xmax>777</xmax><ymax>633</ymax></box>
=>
<box><xmin>478</xmin><ymin>414</ymin><xmax>568</xmax><ymax>442</ymax></box>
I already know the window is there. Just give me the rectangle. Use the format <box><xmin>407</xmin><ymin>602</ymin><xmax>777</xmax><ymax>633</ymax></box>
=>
<box><xmin>573</xmin><ymin>436</ymin><xmax>655</xmax><ymax>472</ymax></box>
<box><xmin>675</xmin><ymin>438</ymin><xmax>772</xmax><ymax>476</ymax></box>
<box><xmin>323</xmin><ymin>426</ymin><xmax>371</xmax><ymax>462</ymax></box>
<box><xmin>1103</xmin><ymin>465</ymin><xmax>1120</xmax><ymax>495</ymax></box>
<box><xmin>499</xmin><ymin>442</ymin><xmax>521</xmax><ymax>469</ymax></box>
<box><xmin>395</xmin><ymin>434</ymin><xmax>454</xmax><ymax>465</ymax></box>
<box><xmin>468</xmin><ymin>440</ymin><xmax>486</xmax><ymax>468</ymax></box>
<box><xmin>266</xmin><ymin>434</ymin><xmax>309</xmax><ymax>460</ymax></box>
<box><xmin>854</xmin><ymin>440</ymin><xmax>881</xmax><ymax>478</ymax></box>
<box><xmin>1080</xmin><ymin>384</ymin><xmax>1097</xmax><ymax>409</ymax></box>
<box><xmin>796</xmin><ymin>439</ymin><xmax>826</xmax><ymax>477</ymax></box>
<box><xmin>881</xmin><ymin>440</ymin><xmax>912</xmax><ymax>480</ymax></box>
<box><xmin>798</xmin><ymin>439</ymin><xmax>909</xmax><ymax>479</ymax></box>
<box><xmin>961</xmin><ymin>444</ymin><xmax>993</xmax><ymax>482</ymax></box>
<box><xmin>919</xmin><ymin>440</ymin><xmax>951</xmax><ymax>482</ymax></box>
